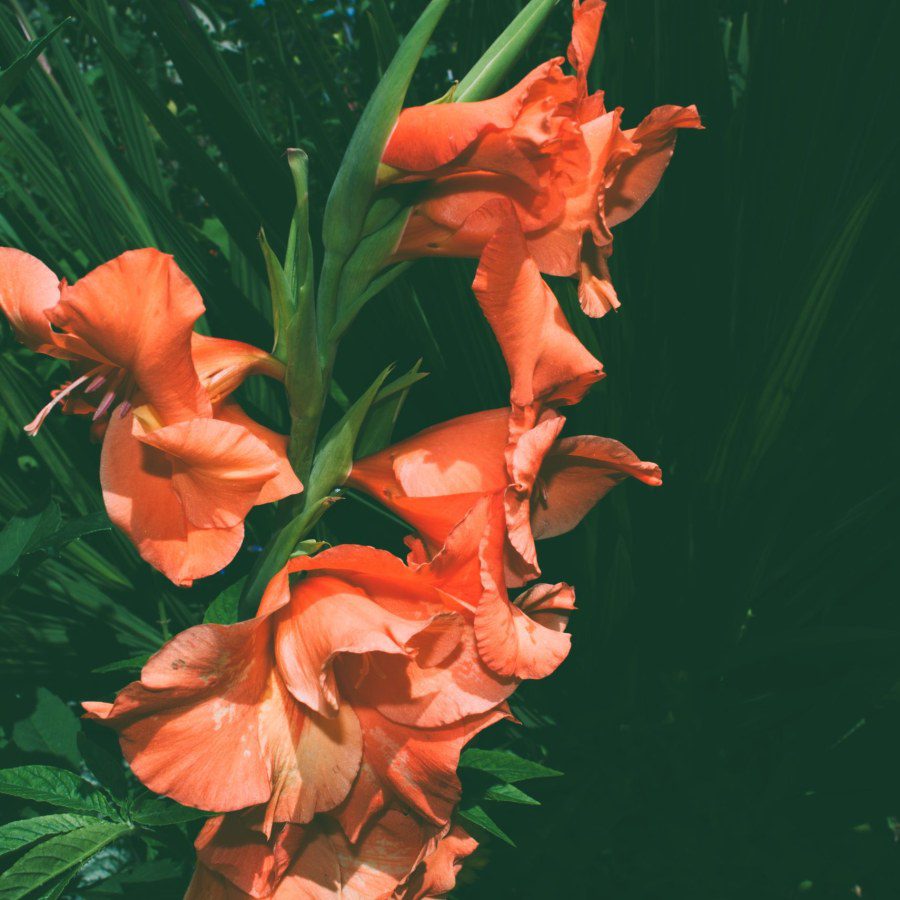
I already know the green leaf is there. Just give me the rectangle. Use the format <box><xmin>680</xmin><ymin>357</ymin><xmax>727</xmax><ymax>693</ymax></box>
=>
<box><xmin>0</xmin><ymin>814</ymin><xmax>98</xmax><ymax>859</ymax></box>
<box><xmin>27</xmin><ymin>511</ymin><xmax>112</xmax><ymax>556</ymax></box>
<box><xmin>458</xmin><ymin>803</ymin><xmax>516</xmax><ymax>846</ymax></box>
<box><xmin>305</xmin><ymin>366</ymin><xmax>394</xmax><ymax>503</ymax></box>
<box><xmin>130</xmin><ymin>797</ymin><xmax>208</xmax><ymax>827</ymax></box>
<box><xmin>0</xmin><ymin>821</ymin><xmax>131</xmax><ymax>898</ymax></box>
<box><xmin>91</xmin><ymin>655</ymin><xmax>150</xmax><ymax>676</ymax></box>
<box><xmin>11</xmin><ymin>689</ymin><xmax>81</xmax><ymax>768</ymax></box>
<box><xmin>238</xmin><ymin>496</ymin><xmax>335</xmax><ymax>618</ymax></box>
<box><xmin>0</xmin><ymin>18</ymin><xmax>69</xmax><ymax>108</ymax></box>
<box><xmin>0</xmin><ymin>502</ymin><xmax>62</xmax><ymax>576</ymax></box>
<box><xmin>484</xmin><ymin>782</ymin><xmax>540</xmax><ymax>806</ymax></box>
<box><xmin>356</xmin><ymin>360</ymin><xmax>426</xmax><ymax>458</ymax></box>
<box><xmin>459</xmin><ymin>749</ymin><xmax>563</xmax><ymax>783</ymax></box>
<box><xmin>202</xmin><ymin>577</ymin><xmax>244</xmax><ymax>626</ymax></box>
<box><xmin>76</xmin><ymin>734</ymin><xmax>126</xmax><ymax>799</ymax></box>
<box><xmin>0</xmin><ymin>766</ymin><xmax>119</xmax><ymax>818</ymax></box>
<box><xmin>455</xmin><ymin>0</ymin><xmax>558</xmax><ymax>101</ymax></box>
<box><xmin>321</xmin><ymin>0</ymin><xmax>450</xmax><ymax>261</ymax></box>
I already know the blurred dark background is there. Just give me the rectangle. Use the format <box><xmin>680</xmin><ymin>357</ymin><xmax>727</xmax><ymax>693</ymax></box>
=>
<box><xmin>1</xmin><ymin>1</ymin><xmax>899</xmax><ymax>897</ymax></box>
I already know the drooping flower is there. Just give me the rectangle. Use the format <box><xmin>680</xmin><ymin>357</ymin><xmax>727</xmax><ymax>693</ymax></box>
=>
<box><xmin>349</xmin><ymin>407</ymin><xmax>661</xmax><ymax>586</ymax></box>
<box><xmin>381</xmin><ymin>0</ymin><xmax>702</xmax><ymax>316</ymax></box>
<box><xmin>84</xmin><ymin>534</ymin><xmax>560</xmax><ymax>835</ymax></box>
<box><xmin>0</xmin><ymin>247</ymin><xmax>302</xmax><ymax>585</ymax></box>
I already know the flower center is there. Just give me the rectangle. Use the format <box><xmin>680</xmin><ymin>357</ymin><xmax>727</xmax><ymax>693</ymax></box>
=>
<box><xmin>25</xmin><ymin>363</ymin><xmax>135</xmax><ymax>436</ymax></box>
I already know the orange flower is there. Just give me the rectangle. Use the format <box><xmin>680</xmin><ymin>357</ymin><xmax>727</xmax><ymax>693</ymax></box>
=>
<box><xmin>381</xmin><ymin>0</ymin><xmax>702</xmax><ymax>316</ymax></box>
<box><xmin>0</xmin><ymin>247</ymin><xmax>302</xmax><ymax>585</ymax></box>
<box><xmin>83</xmin><ymin>536</ymin><xmax>564</xmax><ymax>834</ymax></box>
<box><xmin>184</xmin><ymin>806</ymin><xmax>458</xmax><ymax>899</ymax></box>
<box><xmin>350</xmin><ymin>407</ymin><xmax>661</xmax><ymax>587</ymax></box>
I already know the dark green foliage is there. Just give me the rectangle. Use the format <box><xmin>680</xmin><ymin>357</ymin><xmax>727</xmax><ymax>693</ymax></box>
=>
<box><xmin>1</xmin><ymin>1</ymin><xmax>898</xmax><ymax>897</ymax></box>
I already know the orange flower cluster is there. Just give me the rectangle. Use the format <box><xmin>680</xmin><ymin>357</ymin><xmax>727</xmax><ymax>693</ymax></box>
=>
<box><xmin>0</xmin><ymin>3</ymin><xmax>696</xmax><ymax>896</ymax></box>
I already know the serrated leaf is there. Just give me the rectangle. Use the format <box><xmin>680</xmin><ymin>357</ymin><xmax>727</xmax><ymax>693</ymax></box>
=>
<box><xmin>202</xmin><ymin>577</ymin><xmax>244</xmax><ymax>626</ymax></box>
<box><xmin>130</xmin><ymin>797</ymin><xmax>208</xmax><ymax>827</ymax></box>
<box><xmin>0</xmin><ymin>766</ymin><xmax>118</xmax><ymax>818</ymax></box>
<box><xmin>483</xmin><ymin>782</ymin><xmax>540</xmax><ymax>806</ymax></box>
<box><xmin>0</xmin><ymin>502</ymin><xmax>61</xmax><ymax>576</ymax></box>
<box><xmin>77</xmin><ymin>734</ymin><xmax>126</xmax><ymax>799</ymax></box>
<box><xmin>27</xmin><ymin>511</ymin><xmax>111</xmax><ymax>556</ymax></box>
<box><xmin>458</xmin><ymin>804</ymin><xmax>515</xmax><ymax>846</ymax></box>
<box><xmin>11</xmin><ymin>689</ymin><xmax>81</xmax><ymax>768</ymax></box>
<box><xmin>0</xmin><ymin>814</ymin><xmax>98</xmax><ymax>859</ymax></box>
<box><xmin>0</xmin><ymin>821</ymin><xmax>131</xmax><ymax>898</ymax></box>
<box><xmin>459</xmin><ymin>749</ymin><xmax>562</xmax><ymax>783</ymax></box>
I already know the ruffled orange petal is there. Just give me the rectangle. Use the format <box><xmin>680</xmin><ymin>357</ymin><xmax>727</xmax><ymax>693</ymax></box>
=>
<box><xmin>47</xmin><ymin>249</ymin><xmax>210</xmax><ymax>421</ymax></box>
<box><xmin>0</xmin><ymin>248</ymin><xmax>64</xmax><ymax>355</ymax></box>
<box><xmin>567</xmin><ymin>0</ymin><xmax>606</xmax><ymax>97</ymax></box>
<box><xmin>133</xmin><ymin>414</ymin><xmax>283</xmax><ymax>530</ymax></box>
<box><xmin>605</xmin><ymin>104</ymin><xmax>703</xmax><ymax>227</ymax></box>
<box><xmin>531</xmin><ymin>433</ymin><xmax>662</xmax><ymax>540</ymax></box>
<box><xmin>192</xmin><ymin>333</ymin><xmax>286</xmax><ymax>404</ymax></box>
<box><xmin>382</xmin><ymin>62</ymin><xmax>560</xmax><ymax>176</ymax></box>
<box><xmin>402</xmin><ymin>824</ymin><xmax>478</xmax><ymax>900</ymax></box>
<box><xmin>215</xmin><ymin>402</ymin><xmax>303</xmax><ymax>506</ymax></box>
<box><xmin>273</xmin><ymin>573</ymin><xmax>462</xmax><ymax>716</ymax></box>
<box><xmin>351</xmin><ymin>704</ymin><xmax>508</xmax><ymax>828</ymax></box>
<box><xmin>100</xmin><ymin>408</ymin><xmax>245</xmax><ymax>586</ymax></box>
<box><xmin>472</xmin><ymin>202</ymin><xmax>603</xmax><ymax>410</ymax></box>
<box><xmin>82</xmin><ymin>618</ymin><xmax>274</xmax><ymax>812</ymax></box>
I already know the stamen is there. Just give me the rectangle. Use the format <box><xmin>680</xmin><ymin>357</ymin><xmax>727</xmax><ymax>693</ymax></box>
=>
<box><xmin>24</xmin><ymin>367</ymin><xmax>102</xmax><ymax>436</ymax></box>
<box><xmin>118</xmin><ymin>400</ymin><xmax>133</xmax><ymax>419</ymax></box>
<box><xmin>93</xmin><ymin>389</ymin><xmax>118</xmax><ymax>421</ymax></box>
<box><xmin>84</xmin><ymin>373</ymin><xmax>108</xmax><ymax>393</ymax></box>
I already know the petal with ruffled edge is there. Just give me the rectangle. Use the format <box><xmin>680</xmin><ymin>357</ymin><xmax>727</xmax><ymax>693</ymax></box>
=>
<box><xmin>191</xmin><ymin>333</ymin><xmax>286</xmax><ymax>404</ymax></box>
<box><xmin>82</xmin><ymin>618</ymin><xmax>273</xmax><ymax>812</ymax></box>
<box><xmin>567</xmin><ymin>0</ymin><xmax>606</xmax><ymax>97</ymax></box>
<box><xmin>133</xmin><ymin>413</ymin><xmax>283</xmax><ymax>530</ymax></box>
<box><xmin>215</xmin><ymin>402</ymin><xmax>303</xmax><ymax>506</ymax></box>
<box><xmin>47</xmin><ymin>249</ymin><xmax>210</xmax><ymax>421</ymax></box>
<box><xmin>401</xmin><ymin>824</ymin><xmax>478</xmax><ymax>900</ymax></box>
<box><xmin>531</xmin><ymin>433</ymin><xmax>662</xmax><ymax>540</ymax></box>
<box><xmin>273</xmin><ymin>574</ymin><xmax>462</xmax><ymax>716</ymax></box>
<box><xmin>350</xmin><ymin>704</ymin><xmax>509</xmax><ymax>829</ymax></box>
<box><xmin>472</xmin><ymin>202</ymin><xmax>603</xmax><ymax>410</ymax></box>
<box><xmin>0</xmin><ymin>248</ymin><xmax>65</xmax><ymax>355</ymax></box>
<box><xmin>100</xmin><ymin>408</ymin><xmax>244</xmax><ymax>586</ymax></box>
<box><xmin>605</xmin><ymin>104</ymin><xmax>703</xmax><ymax>227</ymax></box>
<box><xmin>382</xmin><ymin>62</ymin><xmax>561</xmax><ymax>176</ymax></box>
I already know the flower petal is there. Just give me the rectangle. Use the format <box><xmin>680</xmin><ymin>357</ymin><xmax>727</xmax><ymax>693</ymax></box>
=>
<box><xmin>100</xmin><ymin>407</ymin><xmax>244</xmax><ymax>586</ymax></box>
<box><xmin>0</xmin><ymin>248</ymin><xmax>63</xmax><ymax>354</ymax></box>
<box><xmin>403</xmin><ymin>824</ymin><xmax>478</xmax><ymax>900</ymax></box>
<box><xmin>472</xmin><ymin>202</ymin><xmax>603</xmax><ymax>409</ymax></box>
<box><xmin>82</xmin><ymin>619</ymin><xmax>273</xmax><ymax>812</ymax></box>
<box><xmin>47</xmin><ymin>249</ymin><xmax>210</xmax><ymax>421</ymax></box>
<box><xmin>133</xmin><ymin>414</ymin><xmax>283</xmax><ymax>529</ymax></box>
<box><xmin>382</xmin><ymin>61</ymin><xmax>560</xmax><ymax>175</ymax></box>
<box><xmin>531</xmin><ymin>433</ymin><xmax>662</xmax><ymax>540</ymax></box>
<box><xmin>568</xmin><ymin>0</ymin><xmax>606</xmax><ymax>96</ymax></box>
<box><xmin>605</xmin><ymin>104</ymin><xmax>703</xmax><ymax>227</ymax></box>
<box><xmin>273</xmin><ymin>573</ymin><xmax>462</xmax><ymax>716</ymax></box>
<box><xmin>206</xmin><ymin>402</ymin><xmax>303</xmax><ymax>507</ymax></box>
<box><xmin>352</xmin><ymin>704</ymin><xmax>508</xmax><ymax>827</ymax></box>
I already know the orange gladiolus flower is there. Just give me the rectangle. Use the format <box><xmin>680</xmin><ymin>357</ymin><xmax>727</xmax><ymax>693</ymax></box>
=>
<box><xmin>83</xmin><ymin>534</ymin><xmax>563</xmax><ymax>832</ymax></box>
<box><xmin>350</xmin><ymin>407</ymin><xmax>661</xmax><ymax>587</ymax></box>
<box><xmin>0</xmin><ymin>247</ymin><xmax>302</xmax><ymax>585</ymax></box>
<box><xmin>381</xmin><ymin>0</ymin><xmax>702</xmax><ymax>316</ymax></box>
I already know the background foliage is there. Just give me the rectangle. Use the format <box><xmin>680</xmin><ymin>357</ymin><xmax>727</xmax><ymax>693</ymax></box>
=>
<box><xmin>1</xmin><ymin>0</ymin><xmax>898</xmax><ymax>897</ymax></box>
